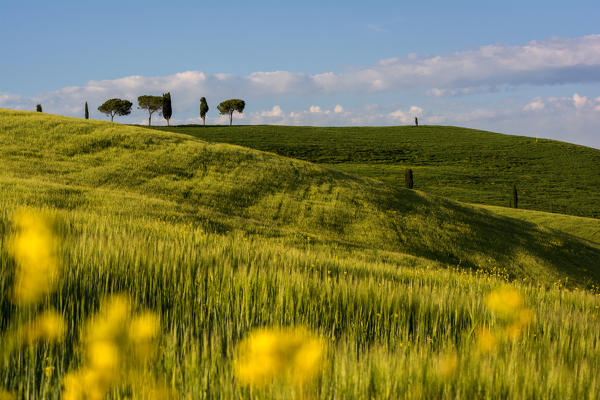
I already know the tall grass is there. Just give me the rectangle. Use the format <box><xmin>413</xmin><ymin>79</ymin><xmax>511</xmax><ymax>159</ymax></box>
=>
<box><xmin>1</xmin><ymin>207</ymin><xmax>599</xmax><ymax>399</ymax></box>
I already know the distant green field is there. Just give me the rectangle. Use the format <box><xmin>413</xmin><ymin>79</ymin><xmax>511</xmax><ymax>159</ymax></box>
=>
<box><xmin>154</xmin><ymin>125</ymin><xmax>600</xmax><ymax>219</ymax></box>
<box><xmin>1</xmin><ymin>110</ymin><xmax>600</xmax><ymax>399</ymax></box>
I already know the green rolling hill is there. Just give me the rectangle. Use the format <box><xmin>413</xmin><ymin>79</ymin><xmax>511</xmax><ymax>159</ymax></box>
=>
<box><xmin>154</xmin><ymin>124</ymin><xmax>600</xmax><ymax>219</ymax></box>
<box><xmin>0</xmin><ymin>109</ymin><xmax>598</xmax><ymax>287</ymax></box>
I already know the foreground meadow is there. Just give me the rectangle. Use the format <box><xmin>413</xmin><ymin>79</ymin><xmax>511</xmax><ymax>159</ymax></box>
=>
<box><xmin>1</xmin><ymin>207</ymin><xmax>600</xmax><ymax>399</ymax></box>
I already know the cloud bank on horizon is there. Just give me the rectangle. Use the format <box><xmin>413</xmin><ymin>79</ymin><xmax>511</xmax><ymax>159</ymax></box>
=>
<box><xmin>2</xmin><ymin>35</ymin><xmax>600</xmax><ymax>148</ymax></box>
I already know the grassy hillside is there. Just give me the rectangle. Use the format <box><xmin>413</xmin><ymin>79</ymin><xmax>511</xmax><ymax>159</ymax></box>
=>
<box><xmin>154</xmin><ymin>125</ymin><xmax>600</xmax><ymax>219</ymax></box>
<box><xmin>477</xmin><ymin>204</ymin><xmax>600</xmax><ymax>248</ymax></box>
<box><xmin>1</xmin><ymin>110</ymin><xmax>599</xmax><ymax>287</ymax></box>
<box><xmin>1</xmin><ymin>110</ymin><xmax>600</xmax><ymax>399</ymax></box>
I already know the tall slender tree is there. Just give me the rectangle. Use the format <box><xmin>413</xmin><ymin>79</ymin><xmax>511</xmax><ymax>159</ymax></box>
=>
<box><xmin>98</xmin><ymin>98</ymin><xmax>132</xmax><ymax>122</ymax></box>
<box><xmin>217</xmin><ymin>99</ymin><xmax>245</xmax><ymax>126</ymax></box>
<box><xmin>200</xmin><ymin>97</ymin><xmax>209</xmax><ymax>126</ymax></box>
<box><xmin>36</xmin><ymin>104</ymin><xmax>42</xmax><ymax>112</ymax></box>
<box><xmin>513</xmin><ymin>185</ymin><xmax>519</xmax><ymax>209</ymax></box>
<box><xmin>85</xmin><ymin>102</ymin><xmax>89</xmax><ymax>119</ymax></box>
<box><xmin>138</xmin><ymin>95</ymin><xmax>163</xmax><ymax>126</ymax></box>
<box><xmin>405</xmin><ymin>168</ymin><xmax>414</xmax><ymax>189</ymax></box>
<box><xmin>162</xmin><ymin>92</ymin><xmax>172</xmax><ymax>126</ymax></box>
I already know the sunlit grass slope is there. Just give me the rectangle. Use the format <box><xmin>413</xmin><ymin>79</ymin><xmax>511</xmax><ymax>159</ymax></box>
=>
<box><xmin>476</xmin><ymin>204</ymin><xmax>600</xmax><ymax>248</ymax></box>
<box><xmin>156</xmin><ymin>124</ymin><xmax>600</xmax><ymax>219</ymax></box>
<box><xmin>1</xmin><ymin>109</ymin><xmax>599</xmax><ymax>287</ymax></box>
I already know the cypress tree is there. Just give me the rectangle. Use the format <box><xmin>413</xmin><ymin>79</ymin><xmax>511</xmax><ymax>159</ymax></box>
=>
<box><xmin>513</xmin><ymin>185</ymin><xmax>518</xmax><ymax>209</ymax></box>
<box><xmin>405</xmin><ymin>168</ymin><xmax>414</xmax><ymax>189</ymax></box>
<box><xmin>415</xmin><ymin>117</ymin><xmax>419</xmax><ymax>127</ymax></box>
<box><xmin>36</xmin><ymin>104</ymin><xmax>42</xmax><ymax>112</ymax></box>
<box><xmin>85</xmin><ymin>102</ymin><xmax>89</xmax><ymax>119</ymax></box>
<box><xmin>200</xmin><ymin>97</ymin><xmax>209</xmax><ymax>126</ymax></box>
<box><xmin>162</xmin><ymin>92</ymin><xmax>172</xmax><ymax>126</ymax></box>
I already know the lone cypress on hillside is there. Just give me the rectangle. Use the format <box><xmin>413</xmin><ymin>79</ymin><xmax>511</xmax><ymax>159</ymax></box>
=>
<box><xmin>85</xmin><ymin>102</ymin><xmax>89</xmax><ymax>119</ymax></box>
<box><xmin>162</xmin><ymin>93</ymin><xmax>172</xmax><ymax>126</ymax></box>
<box><xmin>513</xmin><ymin>185</ymin><xmax>519</xmax><ymax>209</ymax></box>
<box><xmin>200</xmin><ymin>97</ymin><xmax>209</xmax><ymax>126</ymax></box>
<box><xmin>36</xmin><ymin>104</ymin><xmax>42</xmax><ymax>112</ymax></box>
<box><xmin>405</xmin><ymin>168</ymin><xmax>414</xmax><ymax>189</ymax></box>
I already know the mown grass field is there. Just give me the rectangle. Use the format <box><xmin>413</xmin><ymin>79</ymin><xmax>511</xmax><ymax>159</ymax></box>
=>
<box><xmin>154</xmin><ymin>125</ymin><xmax>600</xmax><ymax>219</ymax></box>
<box><xmin>1</xmin><ymin>110</ymin><xmax>600</xmax><ymax>399</ymax></box>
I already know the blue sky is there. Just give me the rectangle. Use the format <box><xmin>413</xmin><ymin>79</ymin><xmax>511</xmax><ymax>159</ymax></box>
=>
<box><xmin>1</xmin><ymin>0</ymin><xmax>600</xmax><ymax>148</ymax></box>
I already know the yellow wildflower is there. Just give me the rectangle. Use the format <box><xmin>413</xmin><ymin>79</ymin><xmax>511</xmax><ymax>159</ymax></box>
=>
<box><xmin>21</xmin><ymin>310</ymin><xmax>66</xmax><ymax>343</ymax></box>
<box><xmin>437</xmin><ymin>353</ymin><xmax>458</xmax><ymax>379</ymax></box>
<box><xmin>88</xmin><ymin>295</ymin><xmax>131</xmax><ymax>343</ymax></box>
<box><xmin>44</xmin><ymin>366</ymin><xmax>55</xmax><ymax>378</ymax></box>
<box><xmin>476</xmin><ymin>328</ymin><xmax>497</xmax><ymax>354</ymax></box>
<box><xmin>235</xmin><ymin>327</ymin><xmax>325</xmax><ymax>387</ymax></box>
<box><xmin>129</xmin><ymin>312</ymin><xmax>160</xmax><ymax>343</ymax></box>
<box><xmin>8</xmin><ymin>209</ymin><xmax>59</xmax><ymax>305</ymax></box>
<box><xmin>0</xmin><ymin>390</ymin><xmax>16</xmax><ymax>400</ymax></box>
<box><xmin>88</xmin><ymin>340</ymin><xmax>120</xmax><ymax>374</ymax></box>
<box><xmin>485</xmin><ymin>286</ymin><xmax>523</xmax><ymax>318</ymax></box>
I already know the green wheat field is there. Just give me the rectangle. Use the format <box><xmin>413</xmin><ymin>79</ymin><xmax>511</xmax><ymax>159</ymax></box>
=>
<box><xmin>1</xmin><ymin>109</ymin><xmax>600</xmax><ymax>399</ymax></box>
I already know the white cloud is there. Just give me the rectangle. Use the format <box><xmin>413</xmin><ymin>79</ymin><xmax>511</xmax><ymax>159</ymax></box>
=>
<box><xmin>309</xmin><ymin>105</ymin><xmax>322</xmax><ymax>113</ymax></box>
<box><xmin>523</xmin><ymin>97</ymin><xmax>545</xmax><ymax>112</ymax></box>
<box><xmin>334</xmin><ymin>104</ymin><xmax>344</xmax><ymax>113</ymax></box>
<box><xmin>259</xmin><ymin>105</ymin><xmax>283</xmax><ymax>117</ymax></box>
<box><xmin>573</xmin><ymin>93</ymin><xmax>589</xmax><ymax>108</ymax></box>
<box><xmin>409</xmin><ymin>106</ymin><xmax>424</xmax><ymax>116</ymax></box>
<box><xmin>0</xmin><ymin>93</ymin><xmax>23</xmax><ymax>105</ymax></box>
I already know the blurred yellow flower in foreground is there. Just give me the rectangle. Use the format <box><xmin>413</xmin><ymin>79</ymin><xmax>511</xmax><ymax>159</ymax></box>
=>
<box><xmin>476</xmin><ymin>328</ymin><xmax>497</xmax><ymax>354</ymax></box>
<box><xmin>21</xmin><ymin>310</ymin><xmax>66</xmax><ymax>344</ymax></box>
<box><xmin>235</xmin><ymin>327</ymin><xmax>325</xmax><ymax>387</ymax></box>
<box><xmin>478</xmin><ymin>286</ymin><xmax>535</xmax><ymax>353</ymax></box>
<box><xmin>437</xmin><ymin>353</ymin><xmax>458</xmax><ymax>379</ymax></box>
<box><xmin>62</xmin><ymin>294</ymin><xmax>162</xmax><ymax>400</ymax></box>
<box><xmin>0</xmin><ymin>390</ymin><xmax>16</xmax><ymax>400</ymax></box>
<box><xmin>485</xmin><ymin>286</ymin><xmax>523</xmax><ymax>318</ymax></box>
<box><xmin>8</xmin><ymin>209</ymin><xmax>59</xmax><ymax>305</ymax></box>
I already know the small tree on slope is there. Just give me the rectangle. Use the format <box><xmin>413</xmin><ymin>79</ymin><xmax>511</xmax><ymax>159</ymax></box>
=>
<box><xmin>98</xmin><ymin>99</ymin><xmax>132</xmax><ymax>122</ymax></box>
<box><xmin>217</xmin><ymin>99</ymin><xmax>245</xmax><ymax>126</ymax></box>
<box><xmin>138</xmin><ymin>95</ymin><xmax>163</xmax><ymax>126</ymax></box>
